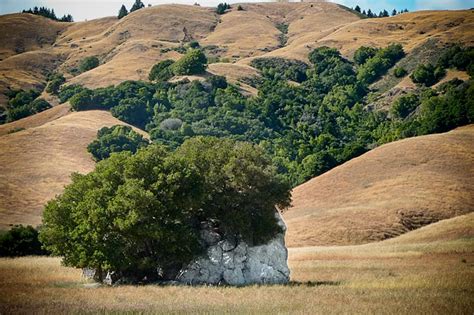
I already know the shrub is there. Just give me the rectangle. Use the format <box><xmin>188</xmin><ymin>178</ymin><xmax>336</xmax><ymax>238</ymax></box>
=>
<box><xmin>5</xmin><ymin>90</ymin><xmax>51</xmax><ymax>122</ymax></box>
<box><xmin>251</xmin><ymin>57</ymin><xmax>309</xmax><ymax>82</ymax></box>
<box><xmin>46</xmin><ymin>73</ymin><xmax>66</xmax><ymax>94</ymax></box>
<box><xmin>353</xmin><ymin>46</ymin><xmax>379</xmax><ymax>65</ymax></box>
<box><xmin>148</xmin><ymin>59</ymin><xmax>174</xmax><ymax>81</ymax></box>
<box><xmin>206</xmin><ymin>75</ymin><xmax>228</xmax><ymax>89</ymax></box>
<box><xmin>0</xmin><ymin>225</ymin><xmax>48</xmax><ymax>257</ymax></box>
<box><xmin>172</xmin><ymin>49</ymin><xmax>207</xmax><ymax>75</ymax></box>
<box><xmin>39</xmin><ymin>137</ymin><xmax>290</xmax><ymax>281</ymax></box>
<box><xmin>111</xmin><ymin>98</ymin><xmax>150</xmax><ymax>128</ymax></box>
<box><xmin>237</xmin><ymin>5</ymin><xmax>243</xmax><ymax>11</ymax></box>
<box><xmin>69</xmin><ymin>89</ymin><xmax>95</xmax><ymax>111</ymax></box>
<box><xmin>87</xmin><ymin>125</ymin><xmax>149</xmax><ymax>161</ymax></box>
<box><xmin>410</xmin><ymin>63</ymin><xmax>445</xmax><ymax>86</ymax></box>
<box><xmin>393</xmin><ymin>66</ymin><xmax>407</xmax><ymax>78</ymax></box>
<box><xmin>357</xmin><ymin>43</ymin><xmax>405</xmax><ymax>84</ymax></box>
<box><xmin>79</xmin><ymin>56</ymin><xmax>100</xmax><ymax>73</ymax></box>
<box><xmin>390</xmin><ymin>93</ymin><xmax>419</xmax><ymax>119</ymax></box>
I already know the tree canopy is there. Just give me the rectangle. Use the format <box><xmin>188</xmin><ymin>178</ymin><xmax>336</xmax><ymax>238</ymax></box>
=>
<box><xmin>40</xmin><ymin>137</ymin><xmax>290</xmax><ymax>281</ymax></box>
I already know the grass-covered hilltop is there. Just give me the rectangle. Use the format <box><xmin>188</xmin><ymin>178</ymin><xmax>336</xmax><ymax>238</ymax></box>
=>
<box><xmin>0</xmin><ymin>1</ymin><xmax>473</xmax><ymax>313</ymax></box>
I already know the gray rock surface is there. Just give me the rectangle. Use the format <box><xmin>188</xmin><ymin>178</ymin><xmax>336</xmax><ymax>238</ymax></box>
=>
<box><xmin>177</xmin><ymin>211</ymin><xmax>290</xmax><ymax>285</ymax></box>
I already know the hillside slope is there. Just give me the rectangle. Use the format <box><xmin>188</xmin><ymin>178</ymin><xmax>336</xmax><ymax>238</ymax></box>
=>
<box><xmin>1</xmin><ymin>3</ymin><xmax>473</xmax><ymax>105</ymax></box>
<box><xmin>284</xmin><ymin>125</ymin><xmax>474</xmax><ymax>247</ymax></box>
<box><xmin>0</xmin><ymin>110</ymin><xmax>148</xmax><ymax>230</ymax></box>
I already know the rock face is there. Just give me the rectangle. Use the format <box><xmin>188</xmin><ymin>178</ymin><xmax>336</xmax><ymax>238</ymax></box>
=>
<box><xmin>176</xmin><ymin>211</ymin><xmax>290</xmax><ymax>285</ymax></box>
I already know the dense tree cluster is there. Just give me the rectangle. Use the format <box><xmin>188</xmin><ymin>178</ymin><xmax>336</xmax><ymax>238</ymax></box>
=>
<box><xmin>251</xmin><ymin>58</ymin><xmax>308</xmax><ymax>83</ymax></box>
<box><xmin>0</xmin><ymin>225</ymin><xmax>48</xmax><ymax>257</ymax></box>
<box><xmin>356</xmin><ymin>44</ymin><xmax>405</xmax><ymax>84</ymax></box>
<box><xmin>22</xmin><ymin>6</ymin><xmax>73</xmax><ymax>22</ymax></box>
<box><xmin>3</xmin><ymin>90</ymin><xmax>51</xmax><ymax>123</ymax></box>
<box><xmin>353</xmin><ymin>5</ymin><xmax>408</xmax><ymax>18</ymax></box>
<box><xmin>87</xmin><ymin>125</ymin><xmax>149</xmax><ymax>161</ymax></box>
<box><xmin>59</xmin><ymin>44</ymin><xmax>473</xmax><ymax>186</ymax></box>
<box><xmin>40</xmin><ymin>137</ymin><xmax>290</xmax><ymax>281</ymax></box>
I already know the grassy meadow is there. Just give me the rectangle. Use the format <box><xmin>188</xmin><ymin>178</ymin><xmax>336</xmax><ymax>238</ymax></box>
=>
<box><xmin>1</xmin><ymin>235</ymin><xmax>473</xmax><ymax>314</ymax></box>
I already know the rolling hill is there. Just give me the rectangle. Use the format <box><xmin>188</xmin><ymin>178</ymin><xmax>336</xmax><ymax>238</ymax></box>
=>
<box><xmin>283</xmin><ymin>125</ymin><xmax>474</xmax><ymax>247</ymax></box>
<box><xmin>1</xmin><ymin>2</ymin><xmax>473</xmax><ymax>105</ymax></box>
<box><xmin>0</xmin><ymin>106</ymin><xmax>148</xmax><ymax>230</ymax></box>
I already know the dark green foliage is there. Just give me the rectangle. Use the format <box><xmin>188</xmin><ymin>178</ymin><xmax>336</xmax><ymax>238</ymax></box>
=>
<box><xmin>79</xmin><ymin>56</ymin><xmax>100</xmax><ymax>73</ymax></box>
<box><xmin>111</xmin><ymin>98</ymin><xmax>150</xmax><ymax>128</ymax></box>
<box><xmin>58</xmin><ymin>84</ymin><xmax>86</xmax><ymax>103</ymax></box>
<box><xmin>357</xmin><ymin>43</ymin><xmax>405</xmax><ymax>84</ymax></box>
<box><xmin>130</xmin><ymin>0</ymin><xmax>145</xmax><ymax>12</ymax></box>
<box><xmin>22</xmin><ymin>6</ymin><xmax>73</xmax><ymax>22</ymax></box>
<box><xmin>437</xmin><ymin>45</ymin><xmax>474</xmax><ymax>71</ymax></box>
<box><xmin>46</xmin><ymin>73</ymin><xmax>66</xmax><ymax>94</ymax></box>
<box><xmin>187</xmin><ymin>41</ymin><xmax>200</xmax><ymax>49</ymax></box>
<box><xmin>118</xmin><ymin>4</ymin><xmax>128</xmax><ymax>19</ymax></box>
<box><xmin>0</xmin><ymin>225</ymin><xmax>48</xmax><ymax>257</ymax></box>
<box><xmin>4</xmin><ymin>90</ymin><xmax>51</xmax><ymax>123</ymax></box>
<box><xmin>57</xmin><ymin>43</ymin><xmax>474</xmax><ymax>188</ymax></box>
<box><xmin>148</xmin><ymin>59</ymin><xmax>175</xmax><ymax>81</ymax></box>
<box><xmin>410</xmin><ymin>63</ymin><xmax>445</xmax><ymax>86</ymax></box>
<box><xmin>393</xmin><ymin>66</ymin><xmax>407</xmax><ymax>78</ymax></box>
<box><xmin>216</xmin><ymin>3</ymin><xmax>231</xmax><ymax>14</ymax></box>
<box><xmin>390</xmin><ymin>93</ymin><xmax>419</xmax><ymax>118</ymax></box>
<box><xmin>206</xmin><ymin>75</ymin><xmax>228</xmax><ymax>89</ymax></box>
<box><xmin>69</xmin><ymin>89</ymin><xmax>95</xmax><ymax>111</ymax></box>
<box><xmin>353</xmin><ymin>46</ymin><xmax>379</xmax><ymax>65</ymax></box>
<box><xmin>172</xmin><ymin>49</ymin><xmax>207</xmax><ymax>75</ymax></box>
<box><xmin>40</xmin><ymin>137</ymin><xmax>290</xmax><ymax>280</ymax></box>
<box><xmin>251</xmin><ymin>57</ymin><xmax>308</xmax><ymax>83</ymax></box>
<box><xmin>88</xmin><ymin>125</ymin><xmax>149</xmax><ymax>161</ymax></box>
<box><xmin>237</xmin><ymin>5</ymin><xmax>243</xmax><ymax>11</ymax></box>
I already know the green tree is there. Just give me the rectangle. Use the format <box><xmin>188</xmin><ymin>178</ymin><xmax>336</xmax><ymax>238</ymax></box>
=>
<box><xmin>172</xmin><ymin>49</ymin><xmax>207</xmax><ymax>75</ymax></box>
<box><xmin>148</xmin><ymin>59</ymin><xmax>174</xmax><ymax>81</ymax></box>
<box><xmin>46</xmin><ymin>73</ymin><xmax>66</xmax><ymax>94</ymax></box>
<box><xmin>130</xmin><ymin>0</ymin><xmax>145</xmax><ymax>12</ymax></box>
<box><xmin>353</xmin><ymin>46</ymin><xmax>379</xmax><ymax>65</ymax></box>
<box><xmin>0</xmin><ymin>225</ymin><xmax>48</xmax><ymax>257</ymax></box>
<box><xmin>390</xmin><ymin>93</ymin><xmax>419</xmax><ymax>119</ymax></box>
<box><xmin>40</xmin><ymin>137</ymin><xmax>290</xmax><ymax>281</ymax></box>
<box><xmin>79</xmin><ymin>56</ymin><xmax>100</xmax><ymax>73</ymax></box>
<box><xmin>87</xmin><ymin>125</ymin><xmax>149</xmax><ymax>161</ymax></box>
<box><xmin>393</xmin><ymin>66</ymin><xmax>407</xmax><ymax>78</ymax></box>
<box><xmin>118</xmin><ymin>4</ymin><xmax>128</xmax><ymax>19</ymax></box>
<box><xmin>410</xmin><ymin>63</ymin><xmax>445</xmax><ymax>86</ymax></box>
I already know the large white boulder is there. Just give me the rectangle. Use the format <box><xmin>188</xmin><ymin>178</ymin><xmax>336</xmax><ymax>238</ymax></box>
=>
<box><xmin>177</xmin><ymin>211</ymin><xmax>290</xmax><ymax>285</ymax></box>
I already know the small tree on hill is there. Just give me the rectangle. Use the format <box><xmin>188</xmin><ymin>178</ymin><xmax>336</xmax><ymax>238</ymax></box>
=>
<box><xmin>216</xmin><ymin>3</ymin><xmax>230</xmax><ymax>14</ymax></box>
<box><xmin>118</xmin><ymin>5</ymin><xmax>128</xmax><ymax>19</ymax></box>
<box><xmin>172</xmin><ymin>49</ymin><xmax>207</xmax><ymax>75</ymax></box>
<box><xmin>149</xmin><ymin>59</ymin><xmax>175</xmax><ymax>81</ymax></box>
<box><xmin>87</xmin><ymin>125</ymin><xmax>149</xmax><ymax>161</ymax></box>
<box><xmin>79</xmin><ymin>56</ymin><xmax>100</xmax><ymax>73</ymax></box>
<box><xmin>354</xmin><ymin>5</ymin><xmax>361</xmax><ymax>13</ymax></box>
<box><xmin>130</xmin><ymin>0</ymin><xmax>145</xmax><ymax>12</ymax></box>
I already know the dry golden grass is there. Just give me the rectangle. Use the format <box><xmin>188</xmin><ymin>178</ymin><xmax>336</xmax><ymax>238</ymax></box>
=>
<box><xmin>0</xmin><ymin>216</ymin><xmax>472</xmax><ymax>313</ymax></box>
<box><xmin>284</xmin><ymin>125</ymin><xmax>474</xmax><ymax>247</ymax></box>
<box><xmin>0</xmin><ymin>110</ymin><xmax>148</xmax><ymax>230</ymax></box>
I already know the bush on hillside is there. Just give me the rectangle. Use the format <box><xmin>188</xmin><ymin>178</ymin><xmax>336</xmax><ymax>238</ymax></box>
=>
<box><xmin>0</xmin><ymin>225</ymin><xmax>48</xmax><ymax>257</ymax></box>
<box><xmin>46</xmin><ymin>73</ymin><xmax>66</xmax><ymax>94</ymax></box>
<box><xmin>130</xmin><ymin>0</ymin><xmax>145</xmax><ymax>12</ymax></box>
<box><xmin>5</xmin><ymin>90</ymin><xmax>51</xmax><ymax>122</ymax></box>
<box><xmin>390</xmin><ymin>93</ymin><xmax>419</xmax><ymax>119</ymax></box>
<box><xmin>353</xmin><ymin>46</ymin><xmax>379</xmax><ymax>65</ymax></box>
<box><xmin>357</xmin><ymin>43</ymin><xmax>405</xmax><ymax>84</ymax></box>
<box><xmin>172</xmin><ymin>49</ymin><xmax>207</xmax><ymax>75</ymax></box>
<box><xmin>148</xmin><ymin>59</ymin><xmax>175</xmax><ymax>81</ymax></box>
<box><xmin>87</xmin><ymin>125</ymin><xmax>149</xmax><ymax>161</ymax></box>
<box><xmin>410</xmin><ymin>63</ymin><xmax>445</xmax><ymax>86</ymax></box>
<box><xmin>118</xmin><ymin>4</ymin><xmax>128</xmax><ymax>19</ymax></box>
<box><xmin>40</xmin><ymin>137</ymin><xmax>290</xmax><ymax>281</ymax></box>
<box><xmin>79</xmin><ymin>56</ymin><xmax>100</xmax><ymax>73</ymax></box>
<box><xmin>251</xmin><ymin>58</ymin><xmax>309</xmax><ymax>83</ymax></box>
<box><xmin>393</xmin><ymin>66</ymin><xmax>407</xmax><ymax>78</ymax></box>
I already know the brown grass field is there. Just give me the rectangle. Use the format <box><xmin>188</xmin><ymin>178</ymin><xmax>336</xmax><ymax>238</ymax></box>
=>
<box><xmin>0</xmin><ymin>108</ymin><xmax>148</xmax><ymax>230</ymax></box>
<box><xmin>284</xmin><ymin>125</ymin><xmax>474</xmax><ymax>247</ymax></box>
<box><xmin>0</xmin><ymin>213</ymin><xmax>472</xmax><ymax>314</ymax></box>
